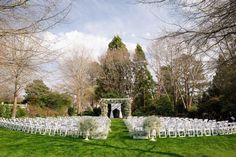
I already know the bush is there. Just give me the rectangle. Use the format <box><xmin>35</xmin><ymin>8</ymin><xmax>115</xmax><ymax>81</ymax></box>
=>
<box><xmin>24</xmin><ymin>80</ymin><xmax>72</xmax><ymax>110</ymax></box>
<box><xmin>0</xmin><ymin>105</ymin><xmax>5</xmax><ymax>117</ymax></box>
<box><xmin>93</xmin><ymin>107</ymin><xmax>101</xmax><ymax>116</ymax></box>
<box><xmin>68</xmin><ymin>107</ymin><xmax>76</xmax><ymax>116</ymax></box>
<box><xmin>28</xmin><ymin>105</ymin><xmax>68</xmax><ymax>117</ymax></box>
<box><xmin>82</xmin><ymin>110</ymin><xmax>95</xmax><ymax>116</ymax></box>
<box><xmin>16</xmin><ymin>107</ymin><xmax>27</xmax><ymax>118</ymax></box>
<box><xmin>45</xmin><ymin>92</ymin><xmax>72</xmax><ymax>110</ymax></box>
<box><xmin>132</xmin><ymin>109</ymin><xmax>144</xmax><ymax>116</ymax></box>
<box><xmin>156</xmin><ymin>96</ymin><xmax>174</xmax><ymax>116</ymax></box>
<box><xmin>24</xmin><ymin>80</ymin><xmax>50</xmax><ymax>107</ymax></box>
<box><xmin>0</xmin><ymin>105</ymin><xmax>11</xmax><ymax>118</ymax></box>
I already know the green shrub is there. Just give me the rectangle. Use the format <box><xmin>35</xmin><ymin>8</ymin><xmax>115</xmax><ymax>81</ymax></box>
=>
<box><xmin>132</xmin><ymin>109</ymin><xmax>147</xmax><ymax>116</ymax></box>
<box><xmin>123</xmin><ymin>100</ymin><xmax>132</xmax><ymax>118</ymax></box>
<box><xmin>93</xmin><ymin>107</ymin><xmax>101</xmax><ymax>116</ymax></box>
<box><xmin>156</xmin><ymin>96</ymin><xmax>174</xmax><ymax>116</ymax></box>
<box><xmin>45</xmin><ymin>92</ymin><xmax>72</xmax><ymax>110</ymax></box>
<box><xmin>68</xmin><ymin>107</ymin><xmax>76</xmax><ymax>116</ymax></box>
<box><xmin>24</xmin><ymin>80</ymin><xmax>72</xmax><ymax>110</ymax></box>
<box><xmin>0</xmin><ymin>105</ymin><xmax>11</xmax><ymax>118</ymax></box>
<box><xmin>16</xmin><ymin>107</ymin><xmax>27</xmax><ymax>118</ymax></box>
<box><xmin>24</xmin><ymin>80</ymin><xmax>50</xmax><ymax>106</ymax></box>
<box><xmin>82</xmin><ymin>110</ymin><xmax>95</xmax><ymax>116</ymax></box>
<box><xmin>0</xmin><ymin>105</ymin><xmax>4</xmax><ymax>117</ymax></box>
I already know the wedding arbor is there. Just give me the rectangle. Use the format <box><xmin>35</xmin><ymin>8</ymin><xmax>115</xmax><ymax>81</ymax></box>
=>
<box><xmin>99</xmin><ymin>98</ymin><xmax>132</xmax><ymax>118</ymax></box>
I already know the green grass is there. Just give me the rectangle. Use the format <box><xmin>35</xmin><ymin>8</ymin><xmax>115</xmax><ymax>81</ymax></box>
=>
<box><xmin>0</xmin><ymin>119</ymin><xmax>236</xmax><ymax>157</ymax></box>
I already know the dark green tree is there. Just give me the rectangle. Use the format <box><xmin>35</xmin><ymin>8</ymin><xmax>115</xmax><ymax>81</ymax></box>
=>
<box><xmin>44</xmin><ymin>92</ymin><xmax>72</xmax><ymax>110</ymax></box>
<box><xmin>132</xmin><ymin>44</ymin><xmax>156</xmax><ymax>114</ymax></box>
<box><xmin>24</xmin><ymin>80</ymin><xmax>72</xmax><ymax>110</ymax></box>
<box><xmin>201</xmin><ymin>54</ymin><xmax>236</xmax><ymax>119</ymax></box>
<box><xmin>108</xmin><ymin>35</ymin><xmax>128</xmax><ymax>51</ymax></box>
<box><xmin>24</xmin><ymin>80</ymin><xmax>50</xmax><ymax>106</ymax></box>
<box><xmin>213</xmin><ymin>55</ymin><xmax>236</xmax><ymax>104</ymax></box>
<box><xmin>95</xmin><ymin>36</ymin><xmax>133</xmax><ymax>98</ymax></box>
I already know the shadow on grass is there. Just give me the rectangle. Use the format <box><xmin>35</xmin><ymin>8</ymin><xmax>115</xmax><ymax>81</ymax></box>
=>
<box><xmin>81</xmin><ymin>140</ymin><xmax>183</xmax><ymax>157</ymax></box>
<box><xmin>0</xmin><ymin>127</ymin><xmax>183</xmax><ymax>157</ymax></box>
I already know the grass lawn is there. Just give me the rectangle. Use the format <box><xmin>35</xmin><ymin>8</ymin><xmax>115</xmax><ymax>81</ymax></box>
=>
<box><xmin>0</xmin><ymin>119</ymin><xmax>236</xmax><ymax>157</ymax></box>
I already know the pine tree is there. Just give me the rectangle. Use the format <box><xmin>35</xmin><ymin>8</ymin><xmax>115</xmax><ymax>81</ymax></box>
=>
<box><xmin>95</xmin><ymin>36</ymin><xmax>133</xmax><ymax>98</ymax></box>
<box><xmin>133</xmin><ymin>44</ymin><xmax>156</xmax><ymax>114</ymax></box>
<box><xmin>212</xmin><ymin>55</ymin><xmax>236</xmax><ymax>113</ymax></box>
<box><xmin>108</xmin><ymin>35</ymin><xmax>128</xmax><ymax>52</ymax></box>
<box><xmin>199</xmin><ymin>54</ymin><xmax>236</xmax><ymax>119</ymax></box>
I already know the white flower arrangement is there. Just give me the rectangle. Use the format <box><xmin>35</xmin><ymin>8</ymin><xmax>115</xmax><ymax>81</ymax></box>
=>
<box><xmin>143</xmin><ymin>116</ymin><xmax>160</xmax><ymax>141</ymax></box>
<box><xmin>79</xmin><ymin>118</ymin><xmax>98</xmax><ymax>140</ymax></box>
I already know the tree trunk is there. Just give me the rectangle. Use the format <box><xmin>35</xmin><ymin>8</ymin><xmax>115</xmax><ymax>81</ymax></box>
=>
<box><xmin>143</xmin><ymin>91</ymin><xmax>145</xmax><ymax>112</ymax></box>
<box><xmin>11</xmin><ymin>92</ymin><xmax>18</xmax><ymax>118</ymax></box>
<box><xmin>76</xmin><ymin>90</ymin><xmax>82</xmax><ymax>114</ymax></box>
<box><xmin>11</xmin><ymin>77</ymin><xmax>19</xmax><ymax>118</ymax></box>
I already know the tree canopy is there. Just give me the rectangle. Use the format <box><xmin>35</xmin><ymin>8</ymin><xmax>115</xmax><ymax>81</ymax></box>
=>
<box><xmin>132</xmin><ymin>44</ymin><xmax>156</xmax><ymax>114</ymax></box>
<box><xmin>95</xmin><ymin>36</ymin><xmax>132</xmax><ymax>99</ymax></box>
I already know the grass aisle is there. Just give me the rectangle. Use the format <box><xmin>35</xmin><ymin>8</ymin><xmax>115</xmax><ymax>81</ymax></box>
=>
<box><xmin>0</xmin><ymin>119</ymin><xmax>236</xmax><ymax>157</ymax></box>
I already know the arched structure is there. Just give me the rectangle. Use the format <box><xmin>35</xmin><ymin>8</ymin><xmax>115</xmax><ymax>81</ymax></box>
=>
<box><xmin>99</xmin><ymin>98</ymin><xmax>132</xmax><ymax>118</ymax></box>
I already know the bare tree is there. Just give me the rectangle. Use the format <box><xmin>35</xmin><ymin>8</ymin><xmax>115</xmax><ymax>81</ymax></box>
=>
<box><xmin>149</xmin><ymin>39</ymin><xmax>206</xmax><ymax>111</ymax></box>
<box><xmin>0</xmin><ymin>0</ymin><xmax>72</xmax><ymax>118</ymax></box>
<box><xmin>0</xmin><ymin>35</ymin><xmax>57</xmax><ymax>118</ymax></box>
<box><xmin>173</xmin><ymin>54</ymin><xmax>205</xmax><ymax>111</ymax></box>
<box><xmin>59</xmin><ymin>48</ymin><xmax>95</xmax><ymax>114</ymax></box>
<box><xmin>148</xmin><ymin>38</ymin><xmax>181</xmax><ymax>102</ymax></box>
<box><xmin>0</xmin><ymin>0</ymin><xmax>71</xmax><ymax>37</ymax></box>
<box><xmin>0</xmin><ymin>84</ymin><xmax>13</xmax><ymax>103</ymax></box>
<box><xmin>139</xmin><ymin>0</ymin><xmax>236</xmax><ymax>60</ymax></box>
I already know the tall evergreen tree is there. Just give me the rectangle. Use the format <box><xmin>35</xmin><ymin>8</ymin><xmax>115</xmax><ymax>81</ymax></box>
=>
<box><xmin>198</xmin><ymin>54</ymin><xmax>236</xmax><ymax>120</ymax></box>
<box><xmin>95</xmin><ymin>36</ymin><xmax>133</xmax><ymax>98</ymax></box>
<box><xmin>133</xmin><ymin>44</ymin><xmax>156</xmax><ymax>114</ymax></box>
<box><xmin>108</xmin><ymin>35</ymin><xmax>128</xmax><ymax>51</ymax></box>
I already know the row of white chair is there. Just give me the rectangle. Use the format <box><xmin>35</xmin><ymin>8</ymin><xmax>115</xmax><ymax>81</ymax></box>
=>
<box><xmin>124</xmin><ymin>116</ymin><xmax>236</xmax><ymax>139</ymax></box>
<box><xmin>0</xmin><ymin>116</ymin><xmax>111</xmax><ymax>139</ymax></box>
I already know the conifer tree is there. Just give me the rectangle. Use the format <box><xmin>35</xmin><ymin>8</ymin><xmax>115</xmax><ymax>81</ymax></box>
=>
<box><xmin>95</xmin><ymin>36</ymin><xmax>133</xmax><ymax>98</ymax></box>
<box><xmin>133</xmin><ymin>44</ymin><xmax>156</xmax><ymax>113</ymax></box>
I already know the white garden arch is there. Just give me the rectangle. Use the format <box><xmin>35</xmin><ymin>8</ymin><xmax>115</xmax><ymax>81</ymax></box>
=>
<box><xmin>99</xmin><ymin>98</ymin><xmax>132</xmax><ymax>118</ymax></box>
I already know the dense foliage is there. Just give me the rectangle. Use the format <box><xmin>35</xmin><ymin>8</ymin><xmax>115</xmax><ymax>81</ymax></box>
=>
<box><xmin>24</xmin><ymin>80</ymin><xmax>72</xmax><ymax>110</ymax></box>
<box><xmin>0</xmin><ymin>105</ymin><xmax>11</xmax><ymax>118</ymax></box>
<box><xmin>198</xmin><ymin>55</ymin><xmax>236</xmax><ymax>120</ymax></box>
<box><xmin>95</xmin><ymin>36</ymin><xmax>133</xmax><ymax>98</ymax></box>
<box><xmin>132</xmin><ymin>44</ymin><xmax>156</xmax><ymax>114</ymax></box>
<box><xmin>155</xmin><ymin>96</ymin><xmax>174</xmax><ymax>116</ymax></box>
<box><xmin>24</xmin><ymin>80</ymin><xmax>50</xmax><ymax>107</ymax></box>
<box><xmin>0</xmin><ymin>105</ymin><xmax>26</xmax><ymax>118</ymax></box>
